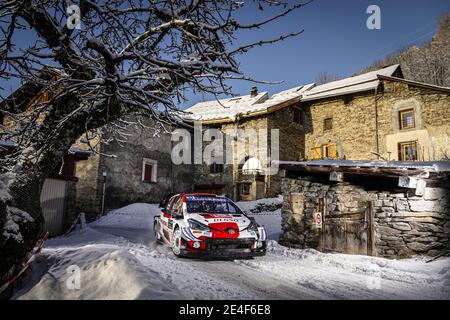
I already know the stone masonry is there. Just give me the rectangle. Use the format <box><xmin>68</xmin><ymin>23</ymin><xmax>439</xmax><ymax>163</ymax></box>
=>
<box><xmin>302</xmin><ymin>78</ymin><xmax>450</xmax><ymax>161</ymax></box>
<box><xmin>280</xmin><ymin>175</ymin><xmax>450</xmax><ymax>258</ymax></box>
<box><xmin>195</xmin><ymin>105</ymin><xmax>305</xmax><ymax>201</ymax></box>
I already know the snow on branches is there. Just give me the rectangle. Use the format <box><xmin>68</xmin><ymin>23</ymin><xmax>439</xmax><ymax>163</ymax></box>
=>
<box><xmin>0</xmin><ymin>0</ymin><xmax>309</xmax><ymax>172</ymax></box>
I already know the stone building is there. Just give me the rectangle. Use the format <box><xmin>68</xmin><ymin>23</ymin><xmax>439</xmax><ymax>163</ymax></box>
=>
<box><xmin>300</xmin><ymin>64</ymin><xmax>450</xmax><ymax>161</ymax></box>
<box><xmin>0</xmin><ymin>69</ymin><xmax>93</xmax><ymax>235</ymax></box>
<box><xmin>185</xmin><ymin>64</ymin><xmax>450</xmax><ymax>202</ymax></box>
<box><xmin>186</xmin><ymin>85</ymin><xmax>314</xmax><ymax>201</ymax></box>
<box><xmin>278</xmin><ymin>160</ymin><xmax>450</xmax><ymax>258</ymax></box>
<box><xmin>74</xmin><ymin>116</ymin><xmax>194</xmax><ymax>219</ymax></box>
<box><xmin>3</xmin><ymin>63</ymin><xmax>449</xmax><ymax>235</ymax></box>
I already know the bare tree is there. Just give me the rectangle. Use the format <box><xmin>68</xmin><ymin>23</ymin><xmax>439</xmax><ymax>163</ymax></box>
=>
<box><xmin>0</xmin><ymin>0</ymin><xmax>309</xmax><ymax>284</ymax></box>
<box><xmin>357</xmin><ymin>13</ymin><xmax>450</xmax><ymax>87</ymax></box>
<box><xmin>314</xmin><ymin>71</ymin><xmax>341</xmax><ymax>85</ymax></box>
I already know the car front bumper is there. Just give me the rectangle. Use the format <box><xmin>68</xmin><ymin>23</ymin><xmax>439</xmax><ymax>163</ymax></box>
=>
<box><xmin>181</xmin><ymin>237</ymin><xmax>266</xmax><ymax>259</ymax></box>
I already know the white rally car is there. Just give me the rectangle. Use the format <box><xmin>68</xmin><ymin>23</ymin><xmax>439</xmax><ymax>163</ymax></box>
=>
<box><xmin>153</xmin><ymin>193</ymin><xmax>267</xmax><ymax>258</ymax></box>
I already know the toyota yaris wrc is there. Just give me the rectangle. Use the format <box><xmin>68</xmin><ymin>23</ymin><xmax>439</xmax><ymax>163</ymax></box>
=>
<box><xmin>153</xmin><ymin>193</ymin><xmax>267</xmax><ymax>258</ymax></box>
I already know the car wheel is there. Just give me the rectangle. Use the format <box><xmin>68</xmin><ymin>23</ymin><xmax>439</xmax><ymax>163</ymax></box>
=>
<box><xmin>172</xmin><ymin>228</ymin><xmax>182</xmax><ymax>256</ymax></box>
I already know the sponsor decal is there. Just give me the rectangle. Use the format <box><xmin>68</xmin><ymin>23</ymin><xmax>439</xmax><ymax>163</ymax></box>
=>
<box><xmin>186</xmin><ymin>196</ymin><xmax>227</xmax><ymax>202</ymax></box>
<box><xmin>203</xmin><ymin>214</ymin><xmax>232</xmax><ymax>219</ymax></box>
<box><xmin>207</xmin><ymin>218</ymin><xmax>237</xmax><ymax>223</ymax></box>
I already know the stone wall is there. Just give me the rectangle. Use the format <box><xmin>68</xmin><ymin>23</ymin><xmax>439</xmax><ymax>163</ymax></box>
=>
<box><xmin>267</xmin><ymin>106</ymin><xmax>305</xmax><ymax>196</ymax></box>
<box><xmin>280</xmin><ymin>174</ymin><xmax>450</xmax><ymax>258</ymax></box>
<box><xmin>75</xmin><ymin>117</ymin><xmax>194</xmax><ymax>215</ymax></box>
<box><xmin>378</xmin><ymin>79</ymin><xmax>450</xmax><ymax>161</ymax></box>
<box><xmin>75</xmin><ymin>152</ymin><xmax>103</xmax><ymax>219</ymax></box>
<box><xmin>100</xmin><ymin>120</ymin><xmax>194</xmax><ymax>210</ymax></box>
<box><xmin>302</xmin><ymin>79</ymin><xmax>450</xmax><ymax>161</ymax></box>
<box><xmin>373</xmin><ymin>187</ymin><xmax>450</xmax><ymax>257</ymax></box>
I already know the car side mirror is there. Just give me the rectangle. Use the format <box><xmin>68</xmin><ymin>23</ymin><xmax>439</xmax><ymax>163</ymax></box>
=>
<box><xmin>171</xmin><ymin>213</ymin><xmax>183</xmax><ymax>219</ymax></box>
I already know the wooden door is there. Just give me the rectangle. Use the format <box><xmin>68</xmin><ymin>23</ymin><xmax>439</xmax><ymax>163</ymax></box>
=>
<box><xmin>40</xmin><ymin>178</ymin><xmax>68</xmax><ymax>236</ymax></box>
<box><xmin>320</xmin><ymin>199</ymin><xmax>375</xmax><ymax>256</ymax></box>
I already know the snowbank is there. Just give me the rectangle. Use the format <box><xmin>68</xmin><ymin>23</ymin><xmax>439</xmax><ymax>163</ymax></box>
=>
<box><xmin>237</xmin><ymin>197</ymin><xmax>282</xmax><ymax>241</ymax></box>
<box><xmin>14</xmin><ymin>228</ymin><xmax>182</xmax><ymax>300</ymax></box>
<box><xmin>236</xmin><ymin>196</ymin><xmax>282</xmax><ymax>212</ymax></box>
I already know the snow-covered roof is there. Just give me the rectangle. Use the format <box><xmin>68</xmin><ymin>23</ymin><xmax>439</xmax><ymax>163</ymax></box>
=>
<box><xmin>243</xmin><ymin>84</ymin><xmax>315</xmax><ymax>115</ymax></box>
<box><xmin>275</xmin><ymin>159</ymin><xmax>450</xmax><ymax>173</ymax></box>
<box><xmin>184</xmin><ymin>65</ymin><xmax>401</xmax><ymax>123</ymax></box>
<box><xmin>185</xmin><ymin>84</ymin><xmax>314</xmax><ymax>123</ymax></box>
<box><xmin>301</xmin><ymin>64</ymin><xmax>400</xmax><ymax>101</ymax></box>
<box><xmin>185</xmin><ymin>91</ymin><xmax>268</xmax><ymax>122</ymax></box>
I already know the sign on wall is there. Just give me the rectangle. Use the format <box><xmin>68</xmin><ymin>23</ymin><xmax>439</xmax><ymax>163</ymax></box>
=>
<box><xmin>314</xmin><ymin>212</ymin><xmax>322</xmax><ymax>228</ymax></box>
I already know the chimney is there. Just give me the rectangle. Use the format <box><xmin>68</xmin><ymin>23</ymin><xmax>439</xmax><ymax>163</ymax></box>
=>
<box><xmin>250</xmin><ymin>86</ymin><xmax>258</xmax><ymax>97</ymax></box>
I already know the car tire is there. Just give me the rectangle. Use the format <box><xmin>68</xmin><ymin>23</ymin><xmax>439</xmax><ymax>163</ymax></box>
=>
<box><xmin>172</xmin><ymin>228</ymin><xmax>182</xmax><ymax>256</ymax></box>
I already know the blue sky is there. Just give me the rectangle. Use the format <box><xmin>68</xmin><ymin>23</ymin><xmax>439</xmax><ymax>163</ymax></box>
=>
<box><xmin>1</xmin><ymin>0</ymin><xmax>449</xmax><ymax>109</ymax></box>
<box><xmin>191</xmin><ymin>0</ymin><xmax>449</xmax><ymax>107</ymax></box>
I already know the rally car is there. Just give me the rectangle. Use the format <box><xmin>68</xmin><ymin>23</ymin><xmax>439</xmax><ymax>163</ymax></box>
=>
<box><xmin>153</xmin><ymin>193</ymin><xmax>267</xmax><ymax>258</ymax></box>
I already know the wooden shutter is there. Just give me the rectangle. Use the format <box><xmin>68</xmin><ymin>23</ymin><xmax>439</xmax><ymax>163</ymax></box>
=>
<box><xmin>327</xmin><ymin>144</ymin><xmax>337</xmax><ymax>159</ymax></box>
<box><xmin>144</xmin><ymin>163</ymin><xmax>153</xmax><ymax>182</ymax></box>
<box><xmin>312</xmin><ymin>146</ymin><xmax>322</xmax><ymax>160</ymax></box>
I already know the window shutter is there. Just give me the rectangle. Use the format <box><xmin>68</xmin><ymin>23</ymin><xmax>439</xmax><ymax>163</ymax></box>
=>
<box><xmin>144</xmin><ymin>163</ymin><xmax>153</xmax><ymax>181</ymax></box>
<box><xmin>398</xmin><ymin>144</ymin><xmax>403</xmax><ymax>161</ymax></box>
<box><xmin>328</xmin><ymin>144</ymin><xmax>337</xmax><ymax>159</ymax></box>
<box><xmin>312</xmin><ymin>146</ymin><xmax>322</xmax><ymax>160</ymax></box>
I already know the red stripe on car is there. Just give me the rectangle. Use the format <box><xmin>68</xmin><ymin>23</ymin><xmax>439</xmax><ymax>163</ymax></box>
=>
<box><xmin>209</xmin><ymin>222</ymin><xmax>239</xmax><ymax>239</ymax></box>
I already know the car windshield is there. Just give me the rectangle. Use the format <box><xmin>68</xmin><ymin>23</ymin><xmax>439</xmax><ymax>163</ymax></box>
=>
<box><xmin>186</xmin><ymin>197</ymin><xmax>241</xmax><ymax>214</ymax></box>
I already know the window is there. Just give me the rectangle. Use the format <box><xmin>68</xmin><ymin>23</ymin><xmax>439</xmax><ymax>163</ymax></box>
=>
<box><xmin>398</xmin><ymin>141</ymin><xmax>418</xmax><ymax>161</ymax></box>
<box><xmin>293</xmin><ymin>108</ymin><xmax>303</xmax><ymax>125</ymax></box>
<box><xmin>312</xmin><ymin>144</ymin><xmax>337</xmax><ymax>160</ymax></box>
<box><xmin>142</xmin><ymin>158</ymin><xmax>157</xmax><ymax>182</ymax></box>
<box><xmin>324</xmin><ymin>144</ymin><xmax>337</xmax><ymax>159</ymax></box>
<box><xmin>241</xmin><ymin>184</ymin><xmax>250</xmax><ymax>195</ymax></box>
<box><xmin>324</xmin><ymin>118</ymin><xmax>332</xmax><ymax>131</ymax></box>
<box><xmin>399</xmin><ymin>109</ymin><xmax>415</xmax><ymax>130</ymax></box>
<box><xmin>186</xmin><ymin>198</ymin><xmax>243</xmax><ymax>214</ymax></box>
<box><xmin>209</xmin><ymin>163</ymin><xmax>224</xmax><ymax>174</ymax></box>
<box><xmin>166</xmin><ymin>196</ymin><xmax>177</xmax><ymax>212</ymax></box>
<box><xmin>172</xmin><ymin>197</ymin><xmax>184</xmax><ymax>216</ymax></box>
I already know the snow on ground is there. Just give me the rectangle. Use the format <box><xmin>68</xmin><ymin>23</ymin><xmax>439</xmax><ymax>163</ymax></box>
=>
<box><xmin>13</xmin><ymin>199</ymin><xmax>450</xmax><ymax>300</ymax></box>
<box><xmin>89</xmin><ymin>203</ymin><xmax>158</xmax><ymax>229</ymax></box>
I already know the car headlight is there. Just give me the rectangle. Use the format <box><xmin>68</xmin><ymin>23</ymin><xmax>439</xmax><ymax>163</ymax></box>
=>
<box><xmin>188</xmin><ymin>219</ymin><xmax>210</xmax><ymax>231</ymax></box>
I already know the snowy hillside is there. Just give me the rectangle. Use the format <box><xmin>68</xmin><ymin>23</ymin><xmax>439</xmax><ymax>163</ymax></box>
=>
<box><xmin>12</xmin><ymin>200</ymin><xmax>450</xmax><ymax>300</ymax></box>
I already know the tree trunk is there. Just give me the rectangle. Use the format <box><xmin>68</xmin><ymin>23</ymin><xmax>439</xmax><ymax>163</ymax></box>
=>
<box><xmin>0</xmin><ymin>96</ymin><xmax>123</xmax><ymax>288</ymax></box>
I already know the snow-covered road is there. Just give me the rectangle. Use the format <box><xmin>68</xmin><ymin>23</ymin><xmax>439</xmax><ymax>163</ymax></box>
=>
<box><xmin>12</xmin><ymin>201</ymin><xmax>450</xmax><ymax>300</ymax></box>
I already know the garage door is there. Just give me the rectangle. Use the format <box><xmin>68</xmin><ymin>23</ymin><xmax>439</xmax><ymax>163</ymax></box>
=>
<box><xmin>40</xmin><ymin>178</ymin><xmax>68</xmax><ymax>236</ymax></box>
